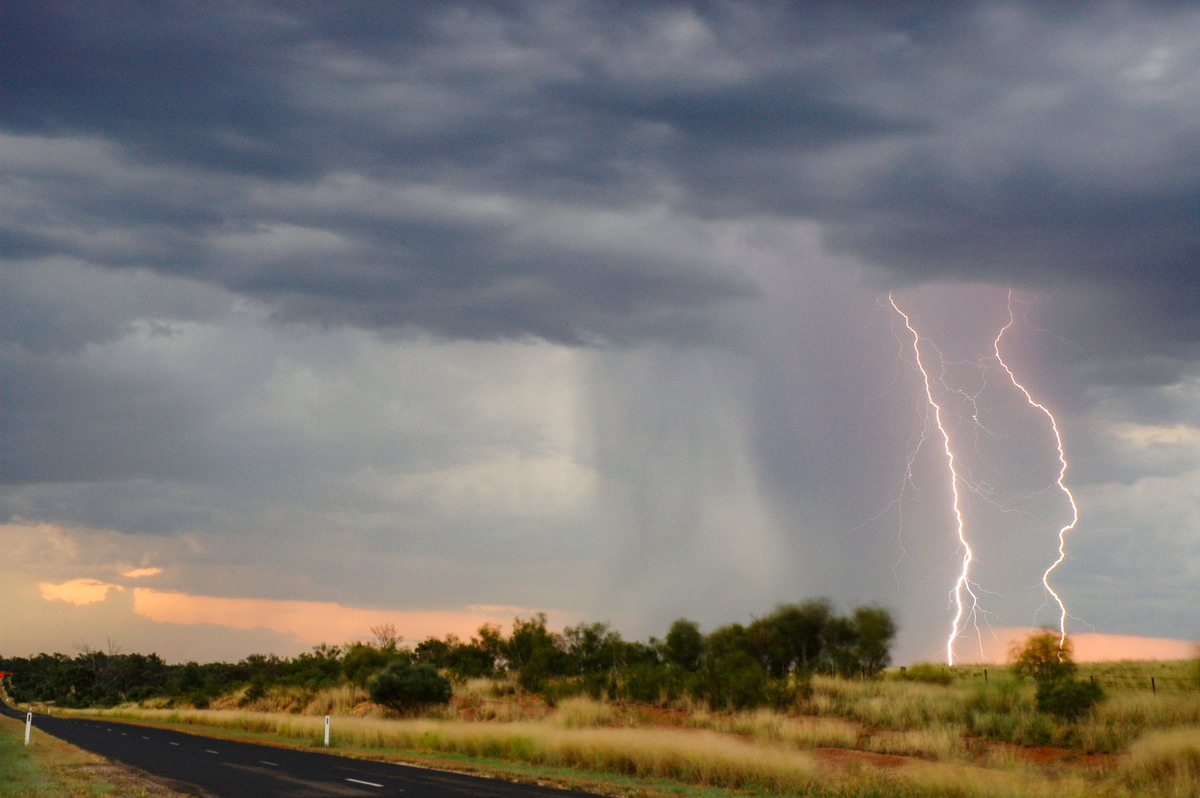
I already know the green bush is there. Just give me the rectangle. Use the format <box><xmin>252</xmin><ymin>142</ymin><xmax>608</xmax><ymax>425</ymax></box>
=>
<box><xmin>703</xmin><ymin>652</ymin><xmax>769</xmax><ymax>710</ymax></box>
<box><xmin>1036</xmin><ymin>678</ymin><xmax>1104</xmax><ymax>720</ymax></box>
<box><xmin>897</xmin><ymin>663</ymin><xmax>952</xmax><ymax>685</ymax></box>
<box><xmin>367</xmin><ymin>660</ymin><xmax>452</xmax><ymax>714</ymax></box>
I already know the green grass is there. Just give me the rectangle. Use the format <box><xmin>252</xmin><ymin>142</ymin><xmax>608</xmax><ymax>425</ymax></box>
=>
<box><xmin>0</xmin><ymin>715</ymin><xmax>56</xmax><ymax>798</ymax></box>
<box><xmin>0</xmin><ymin>712</ymin><xmax>147</xmax><ymax>797</ymax></box>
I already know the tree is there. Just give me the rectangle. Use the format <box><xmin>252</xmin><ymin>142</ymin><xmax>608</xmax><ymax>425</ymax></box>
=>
<box><xmin>663</xmin><ymin>619</ymin><xmax>705</xmax><ymax>673</ymax></box>
<box><xmin>371</xmin><ymin>624</ymin><xmax>402</xmax><ymax>653</ymax></box>
<box><xmin>342</xmin><ymin>643</ymin><xmax>391</xmax><ymax>686</ymax></box>
<box><xmin>769</xmin><ymin>600</ymin><xmax>833</xmax><ymax>674</ymax></box>
<box><xmin>852</xmin><ymin>606</ymin><xmax>896</xmax><ymax>677</ymax></box>
<box><xmin>563</xmin><ymin>622</ymin><xmax>625</xmax><ymax>676</ymax></box>
<box><xmin>1010</xmin><ymin>632</ymin><xmax>1102</xmax><ymax>719</ymax></box>
<box><xmin>1010</xmin><ymin>632</ymin><xmax>1076</xmax><ymax>685</ymax></box>
<box><xmin>367</xmin><ymin>660</ymin><xmax>452</xmax><ymax>714</ymax></box>
<box><xmin>820</xmin><ymin>615</ymin><xmax>860</xmax><ymax>677</ymax></box>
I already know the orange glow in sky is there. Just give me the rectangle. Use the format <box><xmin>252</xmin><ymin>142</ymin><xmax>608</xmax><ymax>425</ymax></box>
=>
<box><xmin>38</xmin><ymin>578</ymin><xmax>125</xmax><ymax>606</ymax></box>
<box><xmin>121</xmin><ymin>567</ymin><xmax>163</xmax><ymax>578</ymax></box>
<box><xmin>130</xmin><ymin>588</ymin><xmax>578</xmax><ymax>646</ymax></box>
<box><xmin>946</xmin><ymin>627</ymin><xmax>1197</xmax><ymax>664</ymax></box>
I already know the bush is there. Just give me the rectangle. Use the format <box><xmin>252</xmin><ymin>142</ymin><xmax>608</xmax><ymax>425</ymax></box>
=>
<box><xmin>1036</xmin><ymin>678</ymin><xmax>1104</xmax><ymax>720</ymax></box>
<box><xmin>704</xmin><ymin>652</ymin><xmax>769</xmax><ymax>710</ymax></box>
<box><xmin>896</xmin><ymin>663</ymin><xmax>952</xmax><ymax>685</ymax></box>
<box><xmin>367</xmin><ymin>660</ymin><xmax>452</xmax><ymax>714</ymax></box>
<box><xmin>1010</xmin><ymin>632</ymin><xmax>1076</xmax><ymax>685</ymax></box>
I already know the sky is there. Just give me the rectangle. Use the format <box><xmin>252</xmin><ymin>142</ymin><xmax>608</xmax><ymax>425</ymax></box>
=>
<box><xmin>2</xmin><ymin>0</ymin><xmax>1198</xmax><ymax>666</ymax></box>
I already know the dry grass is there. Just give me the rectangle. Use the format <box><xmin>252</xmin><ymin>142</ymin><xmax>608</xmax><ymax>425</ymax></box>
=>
<box><xmin>864</xmin><ymin>726</ymin><xmax>968</xmax><ymax>760</ymax></box>
<box><xmin>551</xmin><ymin>697</ymin><xmax>616</xmax><ymax>728</ymax></box>
<box><xmin>93</xmin><ymin>709</ymin><xmax>822</xmax><ymax>792</ymax></box>
<box><xmin>1119</xmin><ymin>727</ymin><xmax>1200</xmax><ymax>798</ymax></box>
<box><xmin>85</xmin><ymin>705</ymin><xmax>1102</xmax><ymax>797</ymax></box>
<box><xmin>704</xmin><ymin>708</ymin><xmax>862</xmax><ymax>749</ymax></box>
<box><xmin>69</xmin><ymin>659</ymin><xmax>1200</xmax><ymax>798</ymax></box>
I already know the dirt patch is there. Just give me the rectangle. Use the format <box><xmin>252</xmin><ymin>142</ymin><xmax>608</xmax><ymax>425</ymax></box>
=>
<box><xmin>815</xmin><ymin>748</ymin><xmax>909</xmax><ymax>769</ymax></box>
<box><xmin>992</xmin><ymin>741</ymin><xmax>1118</xmax><ymax>771</ymax></box>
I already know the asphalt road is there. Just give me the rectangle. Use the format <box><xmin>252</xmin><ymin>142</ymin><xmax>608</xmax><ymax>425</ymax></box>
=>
<box><xmin>1</xmin><ymin>701</ymin><xmax>601</xmax><ymax>797</ymax></box>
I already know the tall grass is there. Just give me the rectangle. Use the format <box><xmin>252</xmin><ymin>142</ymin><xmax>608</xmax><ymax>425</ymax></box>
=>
<box><xmin>1119</xmin><ymin>727</ymin><xmax>1200</xmax><ymax>798</ymax></box>
<box><xmin>87</xmin><ymin>706</ymin><xmax>1104</xmax><ymax>797</ymax></box>
<box><xmin>70</xmin><ymin>659</ymin><xmax>1200</xmax><ymax>798</ymax></box>
<box><xmin>704</xmin><ymin>708</ymin><xmax>862</xmax><ymax>749</ymax></box>
<box><xmin>94</xmin><ymin>708</ymin><xmax>823</xmax><ymax>792</ymax></box>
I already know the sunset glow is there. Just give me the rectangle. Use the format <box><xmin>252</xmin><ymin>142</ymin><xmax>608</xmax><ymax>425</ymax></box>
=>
<box><xmin>130</xmin><ymin>589</ymin><xmax>579</xmax><ymax>648</ymax></box>
<box><xmin>39</xmin><ymin>579</ymin><xmax>124</xmax><ymax>606</ymax></box>
<box><xmin>949</xmin><ymin>628</ymin><xmax>1197</xmax><ymax>665</ymax></box>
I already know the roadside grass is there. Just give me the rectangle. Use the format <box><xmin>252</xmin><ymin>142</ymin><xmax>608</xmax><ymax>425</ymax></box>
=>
<box><xmin>0</xmin><ymin>712</ymin><xmax>164</xmax><ymax>797</ymax></box>
<box><xmin>81</xmin><ymin>707</ymin><xmax>1096</xmax><ymax>798</ymax></box>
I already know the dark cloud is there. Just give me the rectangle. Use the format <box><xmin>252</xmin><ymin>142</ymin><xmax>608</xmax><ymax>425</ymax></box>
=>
<box><xmin>3</xmin><ymin>1</ymin><xmax>1199</xmax><ymax>660</ymax></box>
<box><xmin>5</xmin><ymin>1</ymin><xmax>1197</xmax><ymax>354</ymax></box>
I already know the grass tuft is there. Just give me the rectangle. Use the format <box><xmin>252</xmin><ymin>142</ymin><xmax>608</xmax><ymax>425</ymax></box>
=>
<box><xmin>1119</xmin><ymin>727</ymin><xmax>1200</xmax><ymax>798</ymax></box>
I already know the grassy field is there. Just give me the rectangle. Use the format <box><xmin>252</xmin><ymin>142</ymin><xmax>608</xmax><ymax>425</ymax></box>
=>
<box><xmin>48</xmin><ymin>660</ymin><xmax>1200</xmax><ymax>798</ymax></box>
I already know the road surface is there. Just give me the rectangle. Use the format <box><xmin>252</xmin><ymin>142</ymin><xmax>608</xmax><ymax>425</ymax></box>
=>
<box><xmin>1</xmin><ymin>701</ymin><xmax>601</xmax><ymax>797</ymax></box>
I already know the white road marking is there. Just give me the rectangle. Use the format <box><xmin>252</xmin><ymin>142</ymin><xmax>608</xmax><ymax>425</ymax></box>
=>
<box><xmin>259</xmin><ymin>760</ymin><xmax>279</xmax><ymax>767</ymax></box>
<box><xmin>345</xmin><ymin>778</ymin><xmax>384</xmax><ymax>788</ymax></box>
<box><xmin>141</xmin><ymin>736</ymin><xmax>150</xmax><ymax>740</ymax></box>
<box><xmin>169</xmin><ymin>741</ymin><xmax>180</xmax><ymax>746</ymax></box>
<box><xmin>205</xmin><ymin>749</ymin><xmax>220</xmax><ymax>755</ymax></box>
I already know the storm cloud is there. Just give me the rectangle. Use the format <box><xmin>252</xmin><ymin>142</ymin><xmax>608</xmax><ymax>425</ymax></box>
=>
<box><xmin>2</xmin><ymin>1</ymin><xmax>1198</xmax><ymax>662</ymax></box>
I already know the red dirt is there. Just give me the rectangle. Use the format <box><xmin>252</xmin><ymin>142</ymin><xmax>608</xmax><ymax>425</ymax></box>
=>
<box><xmin>993</xmin><ymin>741</ymin><xmax>1118</xmax><ymax>771</ymax></box>
<box><xmin>815</xmin><ymin>748</ymin><xmax>909</xmax><ymax>769</ymax></box>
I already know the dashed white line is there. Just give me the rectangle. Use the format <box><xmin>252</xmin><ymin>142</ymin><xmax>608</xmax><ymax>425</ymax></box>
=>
<box><xmin>345</xmin><ymin>778</ymin><xmax>384</xmax><ymax>788</ymax></box>
<box><xmin>169</xmin><ymin>741</ymin><xmax>180</xmax><ymax>746</ymax></box>
<box><xmin>141</xmin><ymin>736</ymin><xmax>150</xmax><ymax>740</ymax></box>
<box><xmin>259</xmin><ymin>760</ymin><xmax>279</xmax><ymax>767</ymax></box>
<box><xmin>205</xmin><ymin>749</ymin><xmax>220</xmax><ymax>755</ymax></box>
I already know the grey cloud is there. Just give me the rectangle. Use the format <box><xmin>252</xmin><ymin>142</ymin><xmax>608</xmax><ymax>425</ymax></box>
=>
<box><xmin>3</xmin><ymin>1</ymin><xmax>1193</xmax><ymax>355</ymax></box>
<box><xmin>3</xmin><ymin>1</ymin><xmax>1199</xmax><ymax>659</ymax></box>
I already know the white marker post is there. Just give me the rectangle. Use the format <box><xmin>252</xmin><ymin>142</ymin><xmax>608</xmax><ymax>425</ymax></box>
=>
<box><xmin>25</xmin><ymin>712</ymin><xmax>32</xmax><ymax>746</ymax></box>
<box><xmin>324</xmin><ymin>715</ymin><xmax>330</xmax><ymax>747</ymax></box>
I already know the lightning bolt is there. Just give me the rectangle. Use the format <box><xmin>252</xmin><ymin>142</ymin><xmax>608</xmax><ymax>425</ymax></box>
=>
<box><xmin>993</xmin><ymin>291</ymin><xmax>1078</xmax><ymax>647</ymax></box>
<box><xmin>889</xmin><ymin>295</ymin><xmax>982</xmax><ymax>666</ymax></box>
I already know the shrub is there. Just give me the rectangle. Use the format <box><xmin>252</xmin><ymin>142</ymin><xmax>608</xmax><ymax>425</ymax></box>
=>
<box><xmin>367</xmin><ymin>661</ymin><xmax>452</xmax><ymax>714</ymax></box>
<box><xmin>239</xmin><ymin>676</ymin><xmax>269</xmax><ymax>707</ymax></box>
<box><xmin>897</xmin><ymin>663</ymin><xmax>953</xmax><ymax>685</ymax></box>
<box><xmin>1035</xmin><ymin>678</ymin><xmax>1103</xmax><ymax>720</ymax></box>
<box><xmin>703</xmin><ymin>653</ymin><xmax>769</xmax><ymax>710</ymax></box>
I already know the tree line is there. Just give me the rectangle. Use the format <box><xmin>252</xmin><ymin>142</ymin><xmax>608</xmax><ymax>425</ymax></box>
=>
<box><xmin>0</xmin><ymin>599</ymin><xmax>896</xmax><ymax>712</ymax></box>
